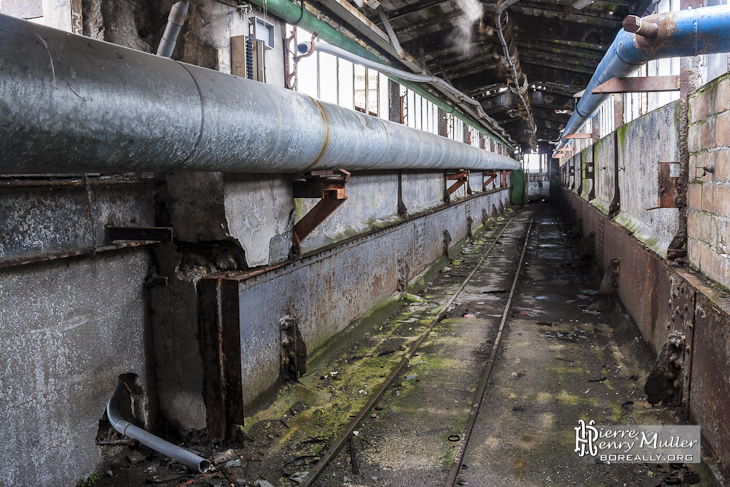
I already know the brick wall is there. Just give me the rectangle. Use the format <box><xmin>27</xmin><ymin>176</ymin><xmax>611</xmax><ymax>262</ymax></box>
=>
<box><xmin>688</xmin><ymin>73</ymin><xmax>730</xmax><ymax>288</ymax></box>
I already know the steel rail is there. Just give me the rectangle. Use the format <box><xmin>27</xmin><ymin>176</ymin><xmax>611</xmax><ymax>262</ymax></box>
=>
<box><xmin>444</xmin><ymin>215</ymin><xmax>535</xmax><ymax>487</ymax></box>
<box><xmin>299</xmin><ymin>216</ymin><xmax>517</xmax><ymax>487</ymax></box>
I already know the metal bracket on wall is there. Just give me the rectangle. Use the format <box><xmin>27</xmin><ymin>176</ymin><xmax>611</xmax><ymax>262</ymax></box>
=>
<box><xmin>647</xmin><ymin>161</ymin><xmax>680</xmax><ymax>209</ymax></box>
<box><xmin>592</xmin><ymin>75</ymin><xmax>680</xmax><ymax>94</ymax></box>
<box><xmin>483</xmin><ymin>171</ymin><xmax>498</xmax><ymax>190</ymax></box>
<box><xmin>563</xmin><ymin>133</ymin><xmax>593</xmax><ymax>139</ymax></box>
<box><xmin>290</xmin><ymin>169</ymin><xmax>350</xmax><ymax>259</ymax></box>
<box><xmin>107</xmin><ymin>226</ymin><xmax>173</xmax><ymax>242</ymax></box>
<box><xmin>500</xmin><ymin>171</ymin><xmax>511</xmax><ymax>188</ymax></box>
<box><xmin>446</xmin><ymin>170</ymin><xmax>469</xmax><ymax>198</ymax></box>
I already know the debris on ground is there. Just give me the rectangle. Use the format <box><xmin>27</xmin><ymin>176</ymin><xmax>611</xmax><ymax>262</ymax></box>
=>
<box><xmin>211</xmin><ymin>449</ymin><xmax>238</xmax><ymax>465</ymax></box>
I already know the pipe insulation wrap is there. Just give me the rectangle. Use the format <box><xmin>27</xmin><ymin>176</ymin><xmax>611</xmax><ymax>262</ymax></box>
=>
<box><xmin>0</xmin><ymin>14</ymin><xmax>520</xmax><ymax>174</ymax></box>
<box><xmin>559</xmin><ymin>4</ymin><xmax>730</xmax><ymax>146</ymax></box>
<box><xmin>107</xmin><ymin>381</ymin><xmax>210</xmax><ymax>473</ymax></box>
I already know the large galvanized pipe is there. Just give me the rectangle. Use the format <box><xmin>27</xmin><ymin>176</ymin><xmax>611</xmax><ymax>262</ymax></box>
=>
<box><xmin>556</xmin><ymin>4</ymin><xmax>730</xmax><ymax>152</ymax></box>
<box><xmin>0</xmin><ymin>14</ymin><xmax>519</xmax><ymax>174</ymax></box>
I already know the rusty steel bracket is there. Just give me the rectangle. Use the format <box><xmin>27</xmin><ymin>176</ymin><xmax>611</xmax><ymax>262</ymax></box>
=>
<box><xmin>107</xmin><ymin>226</ymin><xmax>173</xmax><ymax>242</ymax></box>
<box><xmin>446</xmin><ymin>171</ymin><xmax>469</xmax><ymax>196</ymax></box>
<box><xmin>483</xmin><ymin>172</ymin><xmax>498</xmax><ymax>190</ymax></box>
<box><xmin>593</xmin><ymin>76</ymin><xmax>680</xmax><ymax>94</ymax></box>
<box><xmin>290</xmin><ymin>169</ymin><xmax>350</xmax><ymax>259</ymax></box>
<box><xmin>647</xmin><ymin>161</ymin><xmax>680</xmax><ymax>210</ymax></box>
<box><xmin>563</xmin><ymin>133</ymin><xmax>593</xmax><ymax>140</ymax></box>
<box><xmin>500</xmin><ymin>171</ymin><xmax>511</xmax><ymax>188</ymax></box>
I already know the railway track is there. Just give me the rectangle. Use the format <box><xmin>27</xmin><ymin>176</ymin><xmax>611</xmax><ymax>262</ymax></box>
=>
<box><xmin>295</xmin><ymin>209</ymin><xmax>538</xmax><ymax>487</ymax></box>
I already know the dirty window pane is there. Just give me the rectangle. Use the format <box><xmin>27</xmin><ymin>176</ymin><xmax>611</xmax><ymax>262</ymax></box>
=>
<box><xmin>354</xmin><ymin>64</ymin><xmax>366</xmax><ymax>113</ymax></box>
<box><xmin>379</xmin><ymin>73</ymin><xmax>389</xmax><ymax>120</ymax></box>
<box><xmin>367</xmin><ymin>68</ymin><xmax>379</xmax><ymax>116</ymax></box>
<box><xmin>338</xmin><ymin>59</ymin><xmax>354</xmax><ymax>110</ymax></box>
<box><xmin>319</xmin><ymin>52</ymin><xmax>337</xmax><ymax>105</ymax></box>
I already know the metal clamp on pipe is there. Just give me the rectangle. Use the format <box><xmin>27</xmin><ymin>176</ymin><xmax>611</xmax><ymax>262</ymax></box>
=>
<box><xmin>107</xmin><ymin>381</ymin><xmax>210</xmax><ymax>473</ymax></box>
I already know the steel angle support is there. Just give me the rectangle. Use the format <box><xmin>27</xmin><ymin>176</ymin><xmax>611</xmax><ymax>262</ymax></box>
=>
<box><xmin>563</xmin><ymin>133</ymin><xmax>593</xmax><ymax>140</ymax></box>
<box><xmin>446</xmin><ymin>170</ymin><xmax>470</xmax><ymax>198</ymax></box>
<box><xmin>500</xmin><ymin>171</ymin><xmax>511</xmax><ymax>188</ymax></box>
<box><xmin>290</xmin><ymin>169</ymin><xmax>350</xmax><ymax>259</ymax></box>
<box><xmin>592</xmin><ymin>76</ymin><xmax>680</xmax><ymax>94</ymax></box>
<box><xmin>483</xmin><ymin>171</ymin><xmax>498</xmax><ymax>190</ymax></box>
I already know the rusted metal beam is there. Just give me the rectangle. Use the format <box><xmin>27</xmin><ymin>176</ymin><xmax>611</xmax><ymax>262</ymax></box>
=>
<box><xmin>107</xmin><ymin>226</ymin><xmax>173</xmax><ymax>242</ymax></box>
<box><xmin>446</xmin><ymin>171</ymin><xmax>469</xmax><ymax>196</ymax></box>
<box><xmin>199</xmin><ymin>278</ymin><xmax>245</xmax><ymax>439</ymax></box>
<box><xmin>291</xmin><ymin>170</ymin><xmax>350</xmax><ymax>257</ymax></box>
<box><xmin>483</xmin><ymin>172</ymin><xmax>498</xmax><ymax>190</ymax></box>
<box><xmin>294</xmin><ymin>197</ymin><xmax>347</xmax><ymax>242</ymax></box>
<box><xmin>592</xmin><ymin>76</ymin><xmax>680</xmax><ymax>94</ymax></box>
<box><xmin>500</xmin><ymin>171</ymin><xmax>511</xmax><ymax>188</ymax></box>
<box><xmin>563</xmin><ymin>133</ymin><xmax>593</xmax><ymax>139</ymax></box>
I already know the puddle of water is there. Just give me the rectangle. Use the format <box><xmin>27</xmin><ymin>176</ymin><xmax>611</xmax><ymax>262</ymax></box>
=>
<box><xmin>534</xmin><ymin>296</ymin><xmax>549</xmax><ymax>301</ymax></box>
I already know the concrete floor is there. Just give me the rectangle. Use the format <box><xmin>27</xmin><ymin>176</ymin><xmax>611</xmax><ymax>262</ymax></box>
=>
<box><xmin>93</xmin><ymin>205</ymin><xmax>720</xmax><ymax>487</ymax></box>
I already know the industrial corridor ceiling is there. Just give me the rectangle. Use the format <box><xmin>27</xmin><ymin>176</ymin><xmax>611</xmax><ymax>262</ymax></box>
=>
<box><xmin>304</xmin><ymin>0</ymin><xmax>656</xmax><ymax>150</ymax></box>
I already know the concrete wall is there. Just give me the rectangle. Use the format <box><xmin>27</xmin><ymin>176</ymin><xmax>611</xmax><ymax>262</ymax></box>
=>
<box><xmin>614</xmin><ymin>102</ymin><xmax>681</xmax><ymax>257</ymax></box>
<box><xmin>198</xmin><ymin>189</ymin><xmax>511</xmax><ymax>429</ymax></box>
<box><xmin>688</xmin><ymin>72</ymin><xmax>730</xmax><ymax>288</ymax></box>
<box><xmin>527</xmin><ymin>173</ymin><xmax>549</xmax><ymax>201</ymax></box>
<box><xmin>0</xmin><ymin>250</ymin><xmax>153</xmax><ymax>487</ymax></box>
<box><xmin>592</xmin><ymin>133</ymin><xmax>616</xmax><ymax>215</ymax></box>
<box><xmin>558</xmin><ymin>72</ymin><xmax>730</xmax><ymax>476</ymax></box>
<box><xmin>562</xmin><ymin>101</ymin><xmax>682</xmax><ymax>257</ymax></box>
<box><xmin>563</xmin><ymin>191</ymin><xmax>730</xmax><ymax>476</ymax></box>
<box><xmin>0</xmin><ymin>178</ymin><xmax>158</xmax><ymax>486</ymax></box>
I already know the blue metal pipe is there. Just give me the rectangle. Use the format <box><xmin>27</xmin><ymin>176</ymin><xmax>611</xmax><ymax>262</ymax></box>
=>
<box><xmin>558</xmin><ymin>4</ymin><xmax>730</xmax><ymax>149</ymax></box>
